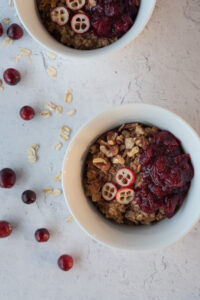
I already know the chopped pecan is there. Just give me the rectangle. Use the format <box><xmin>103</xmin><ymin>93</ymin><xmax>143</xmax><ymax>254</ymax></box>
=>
<box><xmin>127</xmin><ymin>146</ymin><xmax>140</xmax><ymax>157</ymax></box>
<box><xmin>107</xmin><ymin>131</ymin><xmax>117</xmax><ymax>145</ymax></box>
<box><xmin>116</xmin><ymin>135</ymin><xmax>124</xmax><ymax>144</ymax></box>
<box><xmin>100</xmin><ymin>144</ymin><xmax>119</xmax><ymax>158</ymax></box>
<box><xmin>125</xmin><ymin>137</ymin><xmax>135</xmax><ymax>149</ymax></box>
<box><xmin>124</xmin><ymin>123</ymin><xmax>138</xmax><ymax>130</ymax></box>
<box><xmin>134</xmin><ymin>136</ymin><xmax>148</xmax><ymax>149</ymax></box>
<box><xmin>135</xmin><ymin>125</ymin><xmax>145</xmax><ymax>136</ymax></box>
<box><xmin>112</xmin><ymin>155</ymin><xmax>125</xmax><ymax>165</ymax></box>
<box><xmin>122</xmin><ymin>130</ymin><xmax>131</xmax><ymax>138</ymax></box>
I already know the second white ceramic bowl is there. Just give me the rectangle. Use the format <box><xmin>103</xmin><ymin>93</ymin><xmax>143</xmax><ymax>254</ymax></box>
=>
<box><xmin>62</xmin><ymin>104</ymin><xmax>200</xmax><ymax>251</ymax></box>
<box><xmin>14</xmin><ymin>0</ymin><xmax>156</xmax><ymax>58</ymax></box>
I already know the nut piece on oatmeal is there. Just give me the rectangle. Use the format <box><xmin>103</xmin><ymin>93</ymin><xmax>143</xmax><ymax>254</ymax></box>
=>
<box><xmin>107</xmin><ymin>131</ymin><xmax>117</xmax><ymax>145</ymax></box>
<box><xmin>127</xmin><ymin>146</ymin><xmax>140</xmax><ymax>158</ymax></box>
<box><xmin>100</xmin><ymin>144</ymin><xmax>119</xmax><ymax>158</ymax></box>
<box><xmin>112</xmin><ymin>155</ymin><xmax>125</xmax><ymax>165</ymax></box>
<box><xmin>125</xmin><ymin>137</ymin><xmax>135</xmax><ymax>149</ymax></box>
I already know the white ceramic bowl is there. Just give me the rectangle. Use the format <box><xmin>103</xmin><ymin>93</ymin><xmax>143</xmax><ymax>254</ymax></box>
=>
<box><xmin>62</xmin><ymin>104</ymin><xmax>200</xmax><ymax>251</ymax></box>
<box><xmin>14</xmin><ymin>0</ymin><xmax>156</xmax><ymax>58</ymax></box>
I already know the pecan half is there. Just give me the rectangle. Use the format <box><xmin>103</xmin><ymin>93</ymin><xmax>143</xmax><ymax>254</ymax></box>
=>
<box><xmin>93</xmin><ymin>158</ymin><xmax>111</xmax><ymax>172</ymax></box>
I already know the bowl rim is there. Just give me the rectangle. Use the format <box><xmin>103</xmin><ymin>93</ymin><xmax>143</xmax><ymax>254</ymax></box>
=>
<box><xmin>62</xmin><ymin>103</ymin><xmax>200</xmax><ymax>251</ymax></box>
<box><xmin>14</xmin><ymin>0</ymin><xmax>157</xmax><ymax>58</ymax></box>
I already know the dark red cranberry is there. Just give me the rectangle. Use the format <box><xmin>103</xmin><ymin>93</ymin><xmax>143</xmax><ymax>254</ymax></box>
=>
<box><xmin>0</xmin><ymin>168</ymin><xmax>16</xmax><ymax>188</ymax></box>
<box><xmin>22</xmin><ymin>190</ymin><xmax>36</xmax><ymax>204</ymax></box>
<box><xmin>113</xmin><ymin>14</ymin><xmax>133</xmax><ymax>36</ymax></box>
<box><xmin>0</xmin><ymin>221</ymin><xmax>12</xmax><ymax>238</ymax></box>
<box><xmin>0</xmin><ymin>23</ymin><xmax>3</xmax><ymax>37</ymax></box>
<box><xmin>104</xmin><ymin>3</ymin><xmax>124</xmax><ymax>17</ymax></box>
<box><xmin>7</xmin><ymin>23</ymin><xmax>23</xmax><ymax>40</ymax></box>
<box><xmin>20</xmin><ymin>106</ymin><xmax>35</xmax><ymax>121</ymax></box>
<box><xmin>35</xmin><ymin>228</ymin><xmax>50</xmax><ymax>242</ymax></box>
<box><xmin>58</xmin><ymin>255</ymin><xmax>73</xmax><ymax>271</ymax></box>
<box><xmin>3</xmin><ymin>68</ymin><xmax>21</xmax><ymax>86</ymax></box>
<box><xmin>92</xmin><ymin>17</ymin><xmax>112</xmax><ymax>37</ymax></box>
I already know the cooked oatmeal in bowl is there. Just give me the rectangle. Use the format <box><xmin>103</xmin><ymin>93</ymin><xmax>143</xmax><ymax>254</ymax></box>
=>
<box><xmin>62</xmin><ymin>104</ymin><xmax>200</xmax><ymax>250</ymax></box>
<box><xmin>36</xmin><ymin>0</ymin><xmax>140</xmax><ymax>50</ymax></box>
<box><xmin>83</xmin><ymin>123</ymin><xmax>194</xmax><ymax>225</ymax></box>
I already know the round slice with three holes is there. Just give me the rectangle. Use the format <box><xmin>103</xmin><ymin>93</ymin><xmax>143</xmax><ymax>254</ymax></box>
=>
<box><xmin>71</xmin><ymin>13</ymin><xmax>90</xmax><ymax>34</ymax></box>
<box><xmin>66</xmin><ymin>0</ymin><xmax>86</xmax><ymax>10</ymax></box>
<box><xmin>115</xmin><ymin>168</ymin><xmax>135</xmax><ymax>187</ymax></box>
<box><xmin>116</xmin><ymin>188</ymin><xmax>135</xmax><ymax>205</ymax></box>
<box><xmin>102</xmin><ymin>182</ymin><xmax>117</xmax><ymax>201</ymax></box>
<box><xmin>51</xmin><ymin>7</ymin><xmax>69</xmax><ymax>26</ymax></box>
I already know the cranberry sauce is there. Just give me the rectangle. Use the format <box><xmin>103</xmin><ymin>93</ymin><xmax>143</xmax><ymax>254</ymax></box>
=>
<box><xmin>89</xmin><ymin>0</ymin><xmax>139</xmax><ymax>38</ymax></box>
<box><xmin>135</xmin><ymin>130</ymin><xmax>194</xmax><ymax>218</ymax></box>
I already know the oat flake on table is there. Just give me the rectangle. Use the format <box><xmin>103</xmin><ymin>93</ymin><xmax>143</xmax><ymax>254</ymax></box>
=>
<box><xmin>47</xmin><ymin>66</ymin><xmax>57</xmax><ymax>77</ymax></box>
<box><xmin>54</xmin><ymin>171</ymin><xmax>62</xmax><ymax>182</ymax></box>
<box><xmin>2</xmin><ymin>37</ymin><xmax>13</xmax><ymax>46</ymax></box>
<box><xmin>40</xmin><ymin>110</ymin><xmax>51</xmax><ymax>118</ymax></box>
<box><xmin>66</xmin><ymin>216</ymin><xmax>74</xmax><ymax>223</ymax></box>
<box><xmin>65</xmin><ymin>90</ymin><xmax>73</xmax><ymax>103</ymax></box>
<box><xmin>28</xmin><ymin>144</ymin><xmax>39</xmax><ymax>163</ymax></box>
<box><xmin>2</xmin><ymin>17</ymin><xmax>10</xmax><ymax>24</ymax></box>
<box><xmin>46</xmin><ymin>51</ymin><xmax>56</xmax><ymax>60</ymax></box>
<box><xmin>67</xmin><ymin>109</ymin><xmax>77</xmax><ymax>117</ymax></box>
<box><xmin>54</xmin><ymin>142</ymin><xmax>62</xmax><ymax>151</ymax></box>
<box><xmin>60</xmin><ymin>126</ymin><xmax>70</xmax><ymax>142</ymax></box>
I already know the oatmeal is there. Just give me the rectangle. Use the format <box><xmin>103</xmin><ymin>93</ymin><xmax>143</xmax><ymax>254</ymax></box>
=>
<box><xmin>36</xmin><ymin>0</ymin><xmax>140</xmax><ymax>50</ymax></box>
<box><xmin>83</xmin><ymin>123</ymin><xmax>194</xmax><ymax>225</ymax></box>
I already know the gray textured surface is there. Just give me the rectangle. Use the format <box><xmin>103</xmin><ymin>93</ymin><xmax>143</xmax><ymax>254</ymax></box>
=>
<box><xmin>0</xmin><ymin>0</ymin><xmax>200</xmax><ymax>299</ymax></box>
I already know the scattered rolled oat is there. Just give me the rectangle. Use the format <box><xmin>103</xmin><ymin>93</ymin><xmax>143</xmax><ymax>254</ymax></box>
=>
<box><xmin>50</xmin><ymin>189</ymin><xmax>62</xmax><ymax>196</ymax></box>
<box><xmin>45</xmin><ymin>101</ymin><xmax>57</xmax><ymax>110</ymax></box>
<box><xmin>40</xmin><ymin>110</ymin><xmax>51</xmax><ymax>118</ymax></box>
<box><xmin>0</xmin><ymin>80</ymin><xmax>4</xmax><ymax>92</ymax></box>
<box><xmin>28</xmin><ymin>144</ymin><xmax>39</xmax><ymax>163</ymax></box>
<box><xmin>43</xmin><ymin>188</ymin><xmax>62</xmax><ymax>197</ymax></box>
<box><xmin>47</xmin><ymin>66</ymin><xmax>57</xmax><ymax>77</ymax></box>
<box><xmin>14</xmin><ymin>55</ymin><xmax>21</xmax><ymax>62</ymax></box>
<box><xmin>66</xmin><ymin>216</ymin><xmax>74</xmax><ymax>223</ymax></box>
<box><xmin>20</xmin><ymin>48</ymin><xmax>32</xmax><ymax>61</ymax></box>
<box><xmin>43</xmin><ymin>188</ymin><xmax>53</xmax><ymax>194</ymax></box>
<box><xmin>65</xmin><ymin>89</ymin><xmax>73</xmax><ymax>103</ymax></box>
<box><xmin>54</xmin><ymin>142</ymin><xmax>62</xmax><ymax>151</ymax></box>
<box><xmin>9</xmin><ymin>0</ymin><xmax>13</xmax><ymax>7</ymax></box>
<box><xmin>54</xmin><ymin>171</ymin><xmax>62</xmax><ymax>182</ymax></box>
<box><xmin>56</xmin><ymin>105</ymin><xmax>63</xmax><ymax>114</ymax></box>
<box><xmin>46</xmin><ymin>51</ymin><xmax>56</xmax><ymax>60</ymax></box>
<box><xmin>67</xmin><ymin>109</ymin><xmax>77</xmax><ymax>117</ymax></box>
<box><xmin>2</xmin><ymin>17</ymin><xmax>10</xmax><ymax>24</ymax></box>
<box><xmin>2</xmin><ymin>37</ymin><xmax>13</xmax><ymax>46</ymax></box>
<box><xmin>60</xmin><ymin>126</ymin><xmax>70</xmax><ymax>142</ymax></box>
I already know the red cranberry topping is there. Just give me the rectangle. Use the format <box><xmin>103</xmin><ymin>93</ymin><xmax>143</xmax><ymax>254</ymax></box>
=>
<box><xmin>0</xmin><ymin>23</ymin><xmax>3</xmax><ymax>37</ymax></box>
<box><xmin>58</xmin><ymin>255</ymin><xmax>73</xmax><ymax>271</ymax></box>
<box><xmin>7</xmin><ymin>23</ymin><xmax>23</xmax><ymax>40</ymax></box>
<box><xmin>20</xmin><ymin>106</ymin><xmax>35</xmax><ymax>121</ymax></box>
<box><xmin>0</xmin><ymin>221</ymin><xmax>12</xmax><ymax>238</ymax></box>
<box><xmin>135</xmin><ymin>131</ymin><xmax>194</xmax><ymax>218</ymax></box>
<box><xmin>22</xmin><ymin>190</ymin><xmax>37</xmax><ymax>204</ymax></box>
<box><xmin>0</xmin><ymin>168</ymin><xmax>16</xmax><ymax>188</ymax></box>
<box><xmin>90</xmin><ymin>0</ymin><xmax>139</xmax><ymax>38</ymax></box>
<box><xmin>35</xmin><ymin>228</ymin><xmax>50</xmax><ymax>242</ymax></box>
<box><xmin>3</xmin><ymin>68</ymin><xmax>21</xmax><ymax>86</ymax></box>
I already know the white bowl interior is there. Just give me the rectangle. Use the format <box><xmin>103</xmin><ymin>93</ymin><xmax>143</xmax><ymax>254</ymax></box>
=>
<box><xmin>62</xmin><ymin>104</ymin><xmax>200</xmax><ymax>251</ymax></box>
<box><xmin>14</xmin><ymin>0</ymin><xmax>156</xmax><ymax>57</ymax></box>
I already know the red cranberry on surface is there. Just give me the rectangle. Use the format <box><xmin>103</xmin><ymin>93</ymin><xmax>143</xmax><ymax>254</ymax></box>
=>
<box><xmin>35</xmin><ymin>228</ymin><xmax>50</xmax><ymax>242</ymax></box>
<box><xmin>0</xmin><ymin>168</ymin><xmax>16</xmax><ymax>188</ymax></box>
<box><xmin>3</xmin><ymin>68</ymin><xmax>21</xmax><ymax>86</ymax></box>
<box><xmin>22</xmin><ymin>190</ymin><xmax>36</xmax><ymax>204</ymax></box>
<box><xmin>0</xmin><ymin>23</ymin><xmax>3</xmax><ymax>37</ymax></box>
<box><xmin>58</xmin><ymin>255</ymin><xmax>73</xmax><ymax>271</ymax></box>
<box><xmin>0</xmin><ymin>221</ymin><xmax>12</xmax><ymax>238</ymax></box>
<box><xmin>7</xmin><ymin>23</ymin><xmax>23</xmax><ymax>40</ymax></box>
<box><xmin>20</xmin><ymin>106</ymin><xmax>35</xmax><ymax>121</ymax></box>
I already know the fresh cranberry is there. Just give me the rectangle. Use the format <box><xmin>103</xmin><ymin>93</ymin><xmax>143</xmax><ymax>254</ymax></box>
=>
<box><xmin>0</xmin><ymin>221</ymin><xmax>12</xmax><ymax>238</ymax></box>
<box><xmin>35</xmin><ymin>228</ymin><xmax>50</xmax><ymax>242</ymax></box>
<box><xmin>58</xmin><ymin>255</ymin><xmax>73</xmax><ymax>271</ymax></box>
<box><xmin>22</xmin><ymin>190</ymin><xmax>36</xmax><ymax>204</ymax></box>
<box><xmin>20</xmin><ymin>106</ymin><xmax>35</xmax><ymax>121</ymax></box>
<box><xmin>0</xmin><ymin>23</ymin><xmax>3</xmax><ymax>37</ymax></box>
<box><xmin>3</xmin><ymin>68</ymin><xmax>21</xmax><ymax>86</ymax></box>
<box><xmin>7</xmin><ymin>24</ymin><xmax>23</xmax><ymax>40</ymax></box>
<box><xmin>0</xmin><ymin>168</ymin><xmax>16</xmax><ymax>188</ymax></box>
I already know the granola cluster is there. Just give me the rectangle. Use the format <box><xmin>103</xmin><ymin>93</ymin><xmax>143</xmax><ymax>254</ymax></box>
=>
<box><xmin>83</xmin><ymin>123</ymin><xmax>166</xmax><ymax>225</ymax></box>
